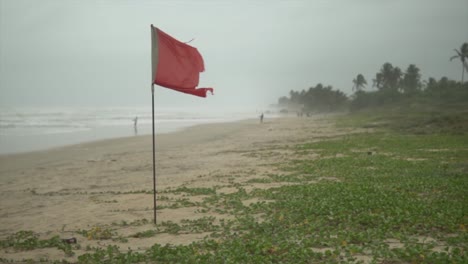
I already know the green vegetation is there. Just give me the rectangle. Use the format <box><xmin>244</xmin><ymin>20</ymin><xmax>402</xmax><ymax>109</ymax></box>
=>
<box><xmin>77</xmin><ymin>226</ymin><xmax>114</xmax><ymax>240</ymax></box>
<box><xmin>169</xmin><ymin>186</ymin><xmax>217</xmax><ymax>196</ymax></box>
<box><xmin>278</xmin><ymin>83</ymin><xmax>349</xmax><ymax>113</ymax></box>
<box><xmin>350</xmin><ymin>65</ymin><xmax>468</xmax><ymax>112</ymax></box>
<box><xmin>278</xmin><ymin>44</ymin><xmax>468</xmax><ymax>114</ymax></box>
<box><xmin>450</xmin><ymin>42</ymin><xmax>468</xmax><ymax>83</ymax></box>
<box><xmin>4</xmin><ymin>106</ymin><xmax>466</xmax><ymax>263</ymax></box>
<box><xmin>83</xmin><ymin>122</ymin><xmax>465</xmax><ymax>263</ymax></box>
<box><xmin>352</xmin><ymin>74</ymin><xmax>367</xmax><ymax>92</ymax></box>
<box><xmin>0</xmin><ymin>231</ymin><xmax>74</xmax><ymax>256</ymax></box>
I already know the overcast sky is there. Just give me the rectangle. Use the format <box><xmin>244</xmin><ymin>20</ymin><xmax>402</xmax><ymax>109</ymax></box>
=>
<box><xmin>1</xmin><ymin>0</ymin><xmax>467</xmax><ymax>109</ymax></box>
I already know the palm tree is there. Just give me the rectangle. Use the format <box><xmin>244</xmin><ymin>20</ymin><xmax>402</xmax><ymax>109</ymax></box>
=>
<box><xmin>352</xmin><ymin>74</ymin><xmax>367</xmax><ymax>92</ymax></box>
<box><xmin>401</xmin><ymin>64</ymin><xmax>421</xmax><ymax>95</ymax></box>
<box><xmin>374</xmin><ymin>63</ymin><xmax>402</xmax><ymax>92</ymax></box>
<box><xmin>450</xmin><ymin>42</ymin><xmax>468</xmax><ymax>83</ymax></box>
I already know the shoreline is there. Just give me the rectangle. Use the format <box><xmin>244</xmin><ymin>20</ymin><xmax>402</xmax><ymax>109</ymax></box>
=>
<box><xmin>0</xmin><ymin>118</ymin><xmax>259</xmax><ymax>172</ymax></box>
<box><xmin>0</xmin><ymin>116</ymin><xmax>262</xmax><ymax>156</ymax></box>
<box><xmin>0</xmin><ymin>121</ymin><xmax>245</xmax><ymax>156</ymax></box>
<box><xmin>0</xmin><ymin>105</ymin><xmax>270</xmax><ymax>155</ymax></box>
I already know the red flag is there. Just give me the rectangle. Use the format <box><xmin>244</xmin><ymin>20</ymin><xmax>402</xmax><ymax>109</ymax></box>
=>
<box><xmin>151</xmin><ymin>25</ymin><xmax>213</xmax><ymax>97</ymax></box>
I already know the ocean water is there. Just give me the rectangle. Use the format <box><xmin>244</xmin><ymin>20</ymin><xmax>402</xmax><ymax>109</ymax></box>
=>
<box><xmin>0</xmin><ymin>106</ymin><xmax>264</xmax><ymax>154</ymax></box>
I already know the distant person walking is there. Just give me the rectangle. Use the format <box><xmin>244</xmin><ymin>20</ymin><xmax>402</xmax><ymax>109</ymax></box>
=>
<box><xmin>260</xmin><ymin>113</ymin><xmax>264</xmax><ymax>123</ymax></box>
<box><xmin>133</xmin><ymin>116</ymin><xmax>138</xmax><ymax>135</ymax></box>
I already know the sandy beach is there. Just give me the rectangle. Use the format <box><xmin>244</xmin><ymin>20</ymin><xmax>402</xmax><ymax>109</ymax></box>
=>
<box><xmin>0</xmin><ymin>115</ymin><xmax>359</xmax><ymax>261</ymax></box>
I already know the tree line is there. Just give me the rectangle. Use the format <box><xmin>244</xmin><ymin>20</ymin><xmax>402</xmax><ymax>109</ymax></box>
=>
<box><xmin>277</xmin><ymin>43</ymin><xmax>468</xmax><ymax>113</ymax></box>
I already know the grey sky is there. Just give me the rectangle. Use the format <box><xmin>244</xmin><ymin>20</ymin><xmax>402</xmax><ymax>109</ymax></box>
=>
<box><xmin>1</xmin><ymin>0</ymin><xmax>467</xmax><ymax>109</ymax></box>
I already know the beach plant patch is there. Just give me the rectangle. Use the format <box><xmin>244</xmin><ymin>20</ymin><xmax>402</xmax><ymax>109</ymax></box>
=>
<box><xmin>0</xmin><ymin>231</ymin><xmax>74</xmax><ymax>256</ymax></box>
<box><xmin>78</xmin><ymin>226</ymin><xmax>114</xmax><ymax>240</ymax></box>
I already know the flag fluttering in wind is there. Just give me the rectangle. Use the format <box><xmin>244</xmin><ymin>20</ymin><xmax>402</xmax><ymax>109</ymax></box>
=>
<box><xmin>149</xmin><ymin>25</ymin><xmax>214</xmax><ymax>224</ymax></box>
<box><xmin>151</xmin><ymin>25</ymin><xmax>214</xmax><ymax>97</ymax></box>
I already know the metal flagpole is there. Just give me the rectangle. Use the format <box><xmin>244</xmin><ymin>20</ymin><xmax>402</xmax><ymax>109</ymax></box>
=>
<box><xmin>152</xmin><ymin>84</ymin><xmax>157</xmax><ymax>224</ymax></box>
<box><xmin>151</xmin><ymin>24</ymin><xmax>158</xmax><ymax>225</ymax></box>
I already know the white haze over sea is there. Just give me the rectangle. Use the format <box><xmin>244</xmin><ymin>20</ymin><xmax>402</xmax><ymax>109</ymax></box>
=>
<box><xmin>0</xmin><ymin>106</ymin><xmax>271</xmax><ymax>154</ymax></box>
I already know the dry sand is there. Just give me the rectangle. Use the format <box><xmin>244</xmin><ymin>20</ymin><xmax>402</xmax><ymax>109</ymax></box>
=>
<box><xmin>0</xmin><ymin>115</ymin><xmax>362</xmax><ymax>261</ymax></box>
